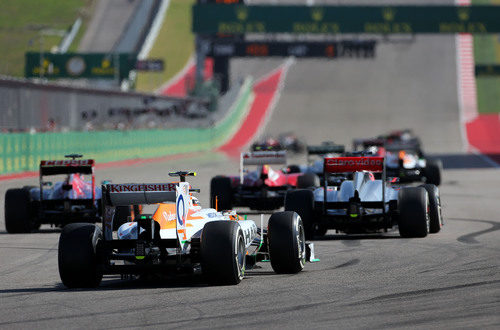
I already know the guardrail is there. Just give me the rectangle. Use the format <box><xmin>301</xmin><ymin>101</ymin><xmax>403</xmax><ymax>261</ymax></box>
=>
<box><xmin>0</xmin><ymin>77</ymin><xmax>253</xmax><ymax>175</ymax></box>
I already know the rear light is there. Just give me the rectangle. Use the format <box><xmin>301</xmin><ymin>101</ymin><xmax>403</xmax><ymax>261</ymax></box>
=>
<box><xmin>348</xmin><ymin>190</ymin><xmax>362</xmax><ymax>218</ymax></box>
<box><xmin>349</xmin><ymin>203</ymin><xmax>361</xmax><ymax>218</ymax></box>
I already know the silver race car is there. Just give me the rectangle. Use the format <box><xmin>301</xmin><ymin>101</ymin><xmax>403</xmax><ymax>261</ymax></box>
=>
<box><xmin>285</xmin><ymin>156</ymin><xmax>443</xmax><ymax>239</ymax></box>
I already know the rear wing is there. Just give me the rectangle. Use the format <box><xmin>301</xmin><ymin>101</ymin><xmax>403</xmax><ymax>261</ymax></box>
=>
<box><xmin>307</xmin><ymin>144</ymin><xmax>345</xmax><ymax>155</ymax></box>
<box><xmin>324</xmin><ymin>156</ymin><xmax>384</xmax><ymax>173</ymax></box>
<box><xmin>103</xmin><ymin>183</ymin><xmax>177</xmax><ymax>206</ymax></box>
<box><xmin>240</xmin><ymin>151</ymin><xmax>287</xmax><ymax>182</ymax></box>
<box><xmin>251</xmin><ymin>144</ymin><xmax>283</xmax><ymax>152</ymax></box>
<box><xmin>384</xmin><ymin>141</ymin><xmax>421</xmax><ymax>153</ymax></box>
<box><xmin>307</xmin><ymin>144</ymin><xmax>345</xmax><ymax>164</ymax></box>
<box><xmin>39</xmin><ymin>159</ymin><xmax>95</xmax><ymax>201</ymax></box>
<box><xmin>40</xmin><ymin>159</ymin><xmax>94</xmax><ymax>175</ymax></box>
<box><xmin>322</xmin><ymin>157</ymin><xmax>386</xmax><ymax>215</ymax></box>
<box><xmin>101</xmin><ymin>182</ymin><xmax>190</xmax><ymax>249</ymax></box>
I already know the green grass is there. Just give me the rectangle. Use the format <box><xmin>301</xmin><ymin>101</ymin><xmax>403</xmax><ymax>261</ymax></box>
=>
<box><xmin>0</xmin><ymin>0</ymin><xmax>91</xmax><ymax>77</ymax></box>
<box><xmin>476</xmin><ymin>77</ymin><xmax>500</xmax><ymax>113</ymax></box>
<box><xmin>472</xmin><ymin>0</ymin><xmax>500</xmax><ymax>114</ymax></box>
<box><xmin>472</xmin><ymin>0</ymin><xmax>500</xmax><ymax>3</ymax></box>
<box><xmin>135</xmin><ymin>0</ymin><xmax>195</xmax><ymax>92</ymax></box>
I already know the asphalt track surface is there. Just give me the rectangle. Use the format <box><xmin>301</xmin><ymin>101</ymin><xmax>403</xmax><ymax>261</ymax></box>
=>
<box><xmin>78</xmin><ymin>0</ymin><xmax>139</xmax><ymax>52</ymax></box>
<box><xmin>2</xmin><ymin>3</ymin><xmax>500</xmax><ymax>330</ymax></box>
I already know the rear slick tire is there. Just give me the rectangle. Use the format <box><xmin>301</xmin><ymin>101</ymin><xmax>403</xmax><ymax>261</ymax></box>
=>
<box><xmin>4</xmin><ymin>188</ymin><xmax>36</xmax><ymax>233</ymax></box>
<box><xmin>297</xmin><ymin>173</ymin><xmax>320</xmax><ymax>189</ymax></box>
<box><xmin>420</xmin><ymin>184</ymin><xmax>443</xmax><ymax>233</ymax></box>
<box><xmin>201</xmin><ymin>221</ymin><xmax>245</xmax><ymax>285</ymax></box>
<box><xmin>284</xmin><ymin>189</ymin><xmax>317</xmax><ymax>239</ymax></box>
<box><xmin>398</xmin><ymin>187</ymin><xmax>430</xmax><ymax>238</ymax></box>
<box><xmin>425</xmin><ymin>159</ymin><xmax>442</xmax><ymax>186</ymax></box>
<box><xmin>58</xmin><ymin>223</ymin><xmax>103</xmax><ymax>288</ymax></box>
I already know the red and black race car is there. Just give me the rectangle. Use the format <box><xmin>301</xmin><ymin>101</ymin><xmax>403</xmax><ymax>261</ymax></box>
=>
<box><xmin>4</xmin><ymin>154</ymin><xmax>131</xmax><ymax>233</ymax></box>
<box><xmin>210</xmin><ymin>151</ymin><xmax>309</xmax><ymax>211</ymax></box>
<box><xmin>353</xmin><ymin>130</ymin><xmax>442</xmax><ymax>185</ymax></box>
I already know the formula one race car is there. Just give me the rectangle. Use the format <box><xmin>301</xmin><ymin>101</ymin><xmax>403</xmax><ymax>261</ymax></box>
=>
<box><xmin>210</xmin><ymin>151</ymin><xmax>304</xmax><ymax>211</ymax></box>
<box><xmin>384</xmin><ymin>144</ymin><xmax>442</xmax><ymax>185</ymax></box>
<box><xmin>353</xmin><ymin>132</ymin><xmax>442</xmax><ymax>185</ymax></box>
<box><xmin>58</xmin><ymin>172</ymin><xmax>316</xmax><ymax>288</ymax></box>
<box><xmin>285</xmin><ymin>156</ymin><xmax>443</xmax><ymax>239</ymax></box>
<box><xmin>353</xmin><ymin>129</ymin><xmax>422</xmax><ymax>153</ymax></box>
<box><xmin>5</xmin><ymin>154</ymin><xmax>100</xmax><ymax>233</ymax></box>
<box><xmin>385</xmin><ymin>129</ymin><xmax>423</xmax><ymax>150</ymax></box>
<box><xmin>4</xmin><ymin>154</ymin><xmax>130</xmax><ymax>233</ymax></box>
<box><xmin>251</xmin><ymin>137</ymin><xmax>283</xmax><ymax>152</ymax></box>
<box><xmin>251</xmin><ymin>133</ymin><xmax>305</xmax><ymax>153</ymax></box>
<box><xmin>295</xmin><ymin>143</ymin><xmax>346</xmax><ymax>186</ymax></box>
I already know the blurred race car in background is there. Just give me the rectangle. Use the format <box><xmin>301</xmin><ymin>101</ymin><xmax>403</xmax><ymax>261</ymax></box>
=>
<box><xmin>4</xmin><ymin>154</ymin><xmax>130</xmax><ymax>233</ymax></box>
<box><xmin>210</xmin><ymin>150</ymin><xmax>305</xmax><ymax>211</ymax></box>
<box><xmin>384</xmin><ymin>144</ymin><xmax>442</xmax><ymax>185</ymax></box>
<box><xmin>353</xmin><ymin>129</ymin><xmax>422</xmax><ymax>152</ymax></box>
<box><xmin>285</xmin><ymin>156</ymin><xmax>443</xmax><ymax>239</ymax></box>
<box><xmin>251</xmin><ymin>133</ymin><xmax>305</xmax><ymax>153</ymax></box>
<box><xmin>292</xmin><ymin>142</ymin><xmax>346</xmax><ymax>187</ymax></box>
<box><xmin>58</xmin><ymin>171</ymin><xmax>317</xmax><ymax>288</ymax></box>
<box><xmin>353</xmin><ymin>130</ymin><xmax>442</xmax><ymax>185</ymax></box>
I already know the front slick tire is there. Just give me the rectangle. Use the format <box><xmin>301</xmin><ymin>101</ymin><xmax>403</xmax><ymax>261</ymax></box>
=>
<box><xmin>425</xmin><ymin>159</ymin><xmax>442</xmax><ymax>186</ymax></box>
<box><xmin>201</xmin><ymin>221</ymin><xmax>245</xmax><ymax>285</ymax></box>
<box><xmin>58</xmin><ymin>223</ymin><xmax>103</xmax><ymax>288</ymax></box>
<box><xmin>268</xmin><ymin>211</ymin><xmax>306</xmax><ymax>274</ymax></box>
<box><xmin>210</xmin><ymin>176</ymin><xmax>233</xmax><ymax>210</ymax></box>
<box><xmin>398</xmin><ymin>187</ymin><xmax>429</xmax><ymax>238</ymax></box>
<box><xmin>297</xmin><ymin>173</ymin><xmax>320</xmax><ymax>189</ymax></box>
<box><xmin>285</xmin><ymin>189</ymin><xmax>317</xmax><ymax>239</ymax></box>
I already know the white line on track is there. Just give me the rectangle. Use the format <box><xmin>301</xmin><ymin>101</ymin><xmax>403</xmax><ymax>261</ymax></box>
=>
<box><xmin>455</xmin><ymin>34</ymin><xmax>471</xmax><ymax>153</ymax></box>
<box><xmin>138</xmin><ymin>0</ymin><xmax>171</xmax><ymax>60</ymax></box>
<box><xmin>454</xmin><ymin>0</ymin><xmax>500</xmax><ymax>168</ymax></box>
<box><xmin>455</xmin><ymin>0</ymin><xmax>475</xmax><ymax>150</ymax></box>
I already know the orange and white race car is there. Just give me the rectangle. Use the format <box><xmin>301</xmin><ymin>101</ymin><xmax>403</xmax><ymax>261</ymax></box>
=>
<box><xmin>58</xmin><ymin>171</ymin><xmax>318</xmax><ymax>288</ymax></box>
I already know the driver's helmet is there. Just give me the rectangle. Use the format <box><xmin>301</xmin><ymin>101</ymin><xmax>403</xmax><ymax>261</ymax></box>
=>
<box><xmin>191</xmin><ymin>196</ymin><xmax>202</xmax><ymax>209</ymax></box>
<box><xmin>366</xmin><ymin>146</ymin><xmax>379</xmax><ymax>155</ymax></box>
<box><xmin>266</xmin><ymin>137</ymin><xmax>279</xmax><ymax>147</ymax></box>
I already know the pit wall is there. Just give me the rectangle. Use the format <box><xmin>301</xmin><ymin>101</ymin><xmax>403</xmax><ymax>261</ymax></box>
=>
<box><xmin>0</xmin><ymin>78</ymin><xmax>253</xmax><ymax>175</ymax></box>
